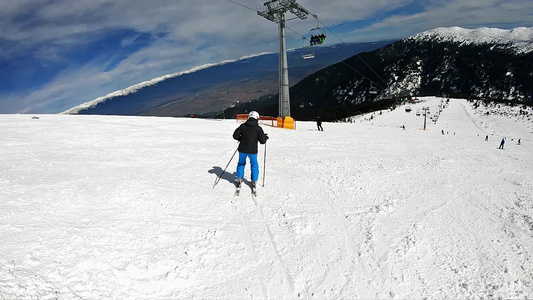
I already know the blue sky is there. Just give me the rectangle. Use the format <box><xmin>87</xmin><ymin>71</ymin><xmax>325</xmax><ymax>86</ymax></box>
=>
<box><xmin>1</xmin><ymin>0</ymin><xmax>531</xmax><ymax>113</ymax></box>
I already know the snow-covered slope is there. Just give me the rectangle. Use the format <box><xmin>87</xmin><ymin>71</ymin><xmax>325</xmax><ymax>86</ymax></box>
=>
<box><xmin>411</xmin><ymin>27</ymin><xmax>533</xmax><ymax>53</ymax></box>
<box><xmin>1</xmin><ymin>97</ymin><xmax>533</xmax><ymax>298</ymax></box>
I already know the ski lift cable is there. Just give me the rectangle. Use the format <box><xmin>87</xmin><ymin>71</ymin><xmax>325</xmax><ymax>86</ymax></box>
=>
<box><xmin>225</xmin><ymin>0</ymin><xmax>330</xmax><ymax>45</ymax></box>
<box><xmin>307</xmin><ymin>15</ymin><xmax>387</xmax><ymax>89</ymax></box>
<box><xmin>226</xmin><ymin>0</ymin><xmax>257</xmax><ymax>12</ymax></box>
<box><xmin>340</xmin><ymin>61</ymin><xmax>386</xmax><ymax>90</ymax></box>
<box><xmin>226</xmin><ymin>0</ymin><xmax>314</xmax><ymax>27</ymax></box>
<box><xmin>286</xmin><ymin>26</ymin><xmax>307</xmax><ymax>40</ymax></box>
<box><xmin>226</xmin><ymin>0</ymin><xmax>386</xmax><ymax>90</ymax></box>
<box><xmin>227</xmin><ymin>0</ymin><xmax>308</xmax><ymax>40</ymax></box>
<box><xmin>309</xmin><ymin>13</ymin><xmax>389</xmax><ymax>88</ymax></box>
<box><xmin>286</xmin><ymin>16</ymin><xmax>302</xmax><ymax>22</ymax></box>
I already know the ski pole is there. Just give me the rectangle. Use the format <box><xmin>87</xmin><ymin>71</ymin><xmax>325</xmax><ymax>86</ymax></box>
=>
<box><xmin>213</xmin><ymin>147</ymin><xmax>238</xmax><ymax>188</ymax></box>
<box><xmin>262</xmin><ymin>142</ymin><xmax>267</xmax><ymax>187</ymax></box>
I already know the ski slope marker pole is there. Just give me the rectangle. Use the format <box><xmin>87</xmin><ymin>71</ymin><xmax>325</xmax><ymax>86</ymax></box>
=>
<box><xmin>213</xmin><ymin>147</ymin><xmax>238</xmax><ymax>188</ymax></box>
<box><xmin>262</xmin><ymin>143</ymin><xmax>267</xmax><ymax>187</ymax></box>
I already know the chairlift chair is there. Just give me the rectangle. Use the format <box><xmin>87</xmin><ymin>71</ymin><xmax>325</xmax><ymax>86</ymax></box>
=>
<box><xmin>308</xmin><ymin>17</ymin><xmax>327</xmax><ymax>46</ymax></box>
<box><xmin>369</xmin><ymin>82</ymin><xmax>378</xmax><ymax>95</ymax></box>
<box><xmin>301</xmin><ymin>17</ymin><xmax>326</xmax><ymax>59</ymax></box>
<box><xmin>309</xmin><ymin>27</ymin><xmax>326</xmax><ymax>46</ymax></box>
<box><xmin>302</xmin><ymin>52</ymin><xmax>315</xmax><ymax>59</ymax></box>
<box><xmin>301</xmin><ymin>37</ymin><xmax>315</xmax><ymax>59</ymax></box>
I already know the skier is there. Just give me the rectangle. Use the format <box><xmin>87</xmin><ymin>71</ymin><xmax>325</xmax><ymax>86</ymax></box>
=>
<box><xmin>498</xmin><ymin>138</ymin><xmax>505</xmax><ymax>149</ymax></box>
<box><xmin>233</xmin><ymin>111</ymin><xmax>268</xmax><ymax>195</ymax></box>
<box><xmin>317</xmin><ymin>116</ymin><xmax>323</xmax><ymax>131</ymax></box>
<box><xmin>518</xmin><ymin>138</ymin><xmax>521</xmax><ymax>145</ymax></box>
<box><xmin>485</xmin><ymin>135</ymin><xmax>489</xmax><ymax>141</ymax></box>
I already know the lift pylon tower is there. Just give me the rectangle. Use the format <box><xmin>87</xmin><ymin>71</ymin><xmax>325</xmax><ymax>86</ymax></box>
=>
<box><xmin>257</xmin><ymin>0</ymin><xmax>310</xmax><ymax>118</ymax></box>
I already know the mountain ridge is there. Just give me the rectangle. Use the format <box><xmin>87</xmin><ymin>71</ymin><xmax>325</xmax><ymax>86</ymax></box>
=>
<box><xmin>225</xmin><ymin>26</ymin><xmax>532</xmax><ymax>121</ymax></box>
<box><xmin>62</xmin><ymin>42</ymin><xmax>392</xmax><ymax>116</ymax></box>
<box><xmin>63</xmin><ymin>26</ymin><xmax>532</xmax><ymax>119</ymax></box>
<box><xmin>61</xmin><ymin>52</ymin><xmax>272</xmax><ymax>114</ymax></box>
<box><xmin>410</xmin><ymin>27</ymin><xmax>533</xmax><ymax>53</ymax></box>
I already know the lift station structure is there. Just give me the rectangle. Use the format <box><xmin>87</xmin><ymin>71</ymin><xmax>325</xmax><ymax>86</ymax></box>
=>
<box><xmin>257</xmin><ymin>0</ymin><xmax>311</xmax><ymax>119</ymax></box>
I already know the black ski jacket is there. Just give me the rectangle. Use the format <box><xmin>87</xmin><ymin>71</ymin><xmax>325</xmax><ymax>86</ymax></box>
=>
<box><xmin>233</xmin><ymin>118</ymin><xmax>268</xmax><ymax>154</ymax></box>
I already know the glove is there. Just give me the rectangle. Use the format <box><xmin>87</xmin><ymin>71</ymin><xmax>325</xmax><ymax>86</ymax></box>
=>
<box><xmin>265</xmin><ymin>133</ymin><xmax>269</xmax><ymax>139</ymax></box>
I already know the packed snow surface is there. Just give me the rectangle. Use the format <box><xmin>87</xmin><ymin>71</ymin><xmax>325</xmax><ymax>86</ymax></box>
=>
<box><xmin>1</xmin><ymin>97</ymin><xmax>533</xmax><ymax>298</ymax></box>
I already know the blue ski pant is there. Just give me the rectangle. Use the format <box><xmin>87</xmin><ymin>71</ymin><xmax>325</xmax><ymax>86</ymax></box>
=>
<box><xmin>236</xmin><ymin>152</ymin><xmax>259</xmax><ymax>182</ymax></box>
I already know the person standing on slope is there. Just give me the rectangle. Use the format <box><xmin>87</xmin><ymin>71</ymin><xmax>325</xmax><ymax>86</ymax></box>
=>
<box><xmin>317</xmin><ymin>116</ymin><xmax>323</xmax><ymax>131</ymax></box>
<box><xmin>233</xmin><ymin>111</ymin><xmax>269</xmax><ymax>191</ymax></box>
<box><xmin>498</xmin><ymin>137</ymin><xmax>505</xmax><ymax>149</ymax></box>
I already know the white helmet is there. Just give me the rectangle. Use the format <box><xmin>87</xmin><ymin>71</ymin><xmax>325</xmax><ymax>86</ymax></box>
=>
<box><xmin>249</xmin><ymin>111</ymin><xmax>259</xmax><ymax>120</ymax></box>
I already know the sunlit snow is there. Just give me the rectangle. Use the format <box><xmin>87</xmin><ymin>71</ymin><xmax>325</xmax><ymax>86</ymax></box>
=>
<box><xmin>411</xmin><ymin>27</ymin><xmax>533</xmax><ymax>53</ymax></box>
<box><xmin>1</xmin><ymin>97</ymin><xmax>533</xmax><ymax>298</ymax></box>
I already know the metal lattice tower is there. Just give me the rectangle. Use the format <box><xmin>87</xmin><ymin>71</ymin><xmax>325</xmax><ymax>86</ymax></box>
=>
<box><xmin>257</xmin><ymin>0</ymin><xmax>310</xmax><ymax>118</ymax></box>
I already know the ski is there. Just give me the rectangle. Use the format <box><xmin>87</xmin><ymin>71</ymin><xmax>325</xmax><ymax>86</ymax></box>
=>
<box><xmin>235</xmin><ymin>179</ymin><xmax>243</xmax><ymax>196</ymax></box>
<box><xmin>251</xmin><ymin>182</ymin><xmax>257</xmax><ymax>197</ymax></box>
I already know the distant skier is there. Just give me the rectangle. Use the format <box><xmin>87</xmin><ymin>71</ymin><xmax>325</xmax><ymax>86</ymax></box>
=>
<box><xmin>498</xmin><ymin>138</ymin><xmax>505</xmax><ymax>149</ymax></box>
<box><xmin>233</xmin><ymin>111</ymin><xmax>269</xmax><ymax>193</ymax></box>
<box><xmin>316</xmin><ymin>116</ymin><xmax>323</xmax><ymax>131</ymax></box>
<box><xmin>485</xmin><ymin>135</ymin><xmax>489</xmax><ymax>142</ymax></box>
<box><xmin>518</xmin><ymin>138</ymin><xmax>521</xmax><ymax>145</ymax></box>
<box><xmin>441</xmin><ymin>129</ymin><xmax>445</xmax><ymax>135</ymax></box>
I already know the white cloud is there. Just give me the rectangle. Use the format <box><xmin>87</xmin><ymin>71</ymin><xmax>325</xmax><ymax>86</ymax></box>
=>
<box><xmin>345</xmin><ymin>0</ymin><xmax>533</xmax><ymax>42</ymax></box>
<box><xmin>1</xmin><ymin>0</ymin><xmax>532</xmax><ymax>113</ymax></box>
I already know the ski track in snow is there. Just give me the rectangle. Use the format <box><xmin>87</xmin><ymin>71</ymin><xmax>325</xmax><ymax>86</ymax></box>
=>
<box><xmin>1</xmin><ymin>97</ymin><xmax>533</xmax><ymax>299</ymax></box>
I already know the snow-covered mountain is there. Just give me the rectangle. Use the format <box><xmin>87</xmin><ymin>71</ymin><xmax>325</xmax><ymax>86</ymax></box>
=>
<box><xmin>380</xmin><ymin>26</ymin><xmax>533</xmax><ymax>100</ymax></box>
<box><xmin>64</xmin><ymin>26</ymin><xmax>532</xmax><ymax>121</ymax></box>
<box><xmin>411</xmin><ymin>27</ymin><xmax>533</xmax><ymax>53</ymax></box>
<box><xmin>258</xmin><ymin>26</ymin><xmax>533</xmax><ymax>121</ymax></box>
<box><xmin>2</xmin><ymin>97</ymin><xmax>533</xmax><ymax>298</ymax></box>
